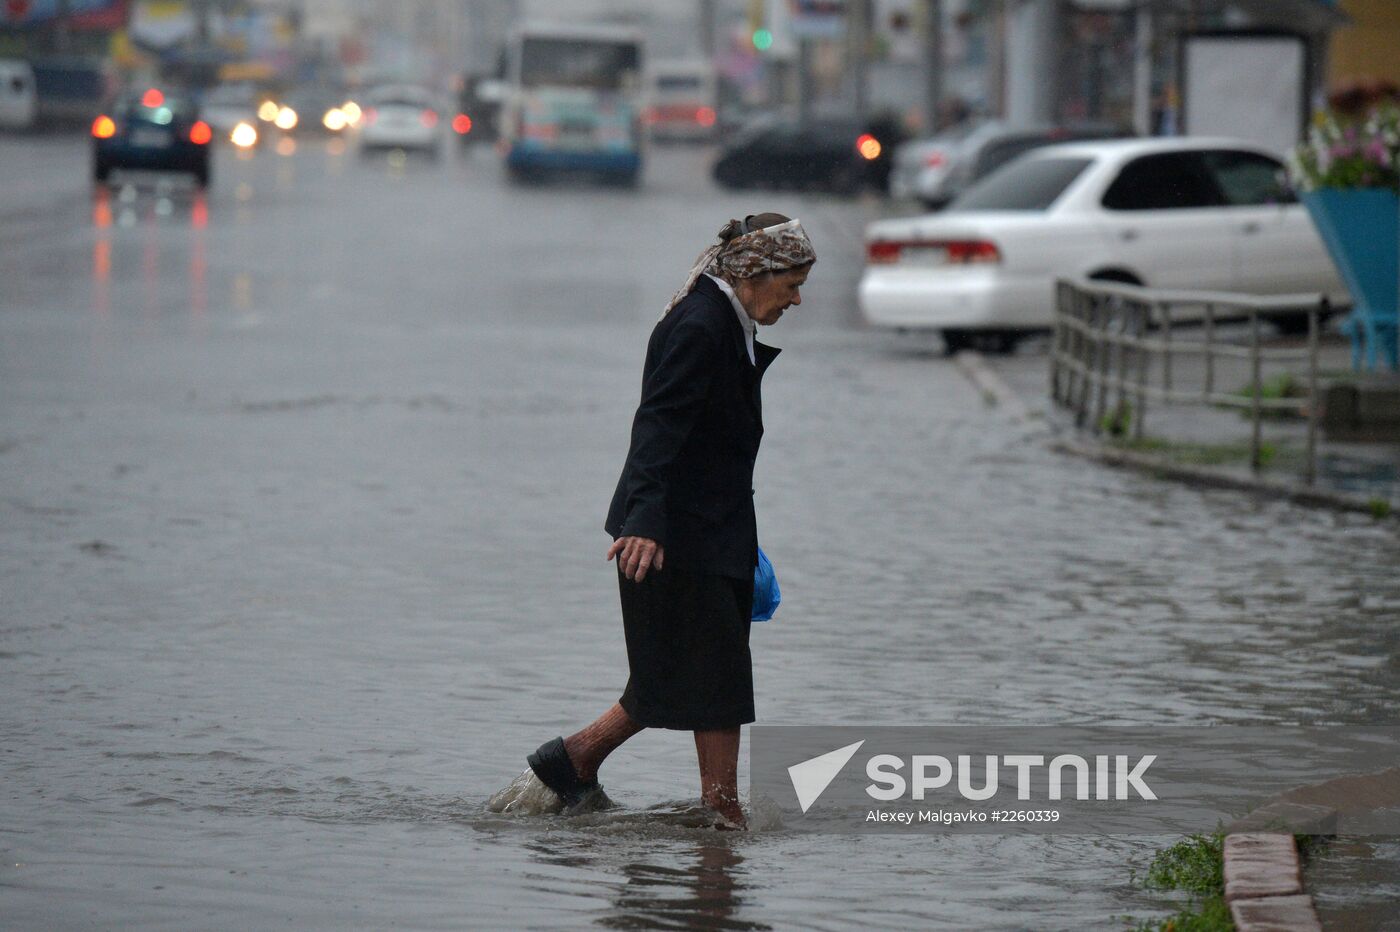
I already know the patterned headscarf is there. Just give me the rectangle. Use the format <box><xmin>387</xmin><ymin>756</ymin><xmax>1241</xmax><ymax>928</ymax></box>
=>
<box><xmin>662</xmin><ymin>217</ymin><xmax>817</xmax><ymax>317</ymax></box>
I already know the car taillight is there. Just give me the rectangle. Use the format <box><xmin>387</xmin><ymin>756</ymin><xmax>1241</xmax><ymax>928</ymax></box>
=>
<box><xmin>420</xmin><ymin>109</ymin><xmax>439</xmax><ymax>128</ymax></box>
<box><xmin>856</xmin><ymin>133</ymin><xmax>882</xmax><ymax>160</ymax></box>
<box><xmin>866</xmin><ymin>239</ymin><xmax>1001</xmax><ymax>265</ymax></box>
<box><xmin>452</xmin><ymin>113</ymin><xmax>472</xmax><ymax>134</ymax></box>
<box><xmin>697</xmin><ymin>106</ymin><xmax>716</xmax><ymax>127</ymax></box>
<box><xmin>945</xmin><ymin>241</ymin><xmax>1001</xmax><ymax>263</ymax></box>
<box><xmin>141</xmin><ymin>88</ymin><xmax>164</xmax><ymax>108</ymax></box>
<box><xmin>867</xmin><ymin>241</ymin><xmax>903</xmax><ymax>264</ymax></box>
<box><xmin>189</xmin><ymin>120</ymin><xmax>212</xmax><ymax>145</ymax></box>
<box><xmin>91</xmin><ymin>115</ymin><xmax>116</xmax><ymax>139</ymax></box>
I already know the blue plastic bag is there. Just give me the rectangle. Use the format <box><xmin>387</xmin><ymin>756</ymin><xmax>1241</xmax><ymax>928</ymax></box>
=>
<box><xmin>752</xmin><ymin>546</ymin><xmax>781</xmax><ymax>622</ymax></box>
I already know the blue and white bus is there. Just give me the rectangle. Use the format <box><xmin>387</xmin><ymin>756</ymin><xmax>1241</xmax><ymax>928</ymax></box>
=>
<box><xmin>500</xmin><ymin>23</ymin><xmax>645</xmax><ymax>186</ymax></box>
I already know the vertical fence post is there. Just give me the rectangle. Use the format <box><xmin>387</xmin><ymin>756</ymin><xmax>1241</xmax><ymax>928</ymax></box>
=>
<box><xmin>1094</xmin><ymin>296</ymin><xmax>1112</xmax><ymax>433</ymax></box>
<box><xmin>1075</xmin><ymin>288</ymin><xmax>1086</xmax><ymax>425</ymax></box>
<box><xmin>1051</xmin><ymin>282</ymin><xmax>1064</xmax><ymax>406</ymax></box>
<box><xmin>1203</xmin><ymin>303</ymin><xmax>1215</xmax><ymax>400</ymax></box>
<box><xmin>1067</xmin><ymin>287</ymin><xmax>1078</xmax><ymax>418</ymax></box>
<box><xmin>1114</xmin><ymin>299</ymin><xmax>1131</xmax><ymax>434</ymax></box>
<box><xmin>1134</xmin><ymin>299</ymin><xmax>1149</xmax><ymax>441</ymax></box>
<box><xmin>1305</xmin><ymin>297</ymin><xmax>1325</xmax><ymax>486</ymax></box>
<box><xmin>1161</xmin><ymin>301</ymin><xmax>1173</xmax><ymax>397</ymax></box>
<box><xmin>1250</xmin><ymin>310</ymin><xmax>1263</xmax><ymax>473</ymax></box>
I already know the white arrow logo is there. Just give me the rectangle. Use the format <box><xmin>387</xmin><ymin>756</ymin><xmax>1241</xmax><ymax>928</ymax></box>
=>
<box><xmin>787</xmin><ymin>740</ymin><xmax>866</xmax><ymax>813</ymax></box>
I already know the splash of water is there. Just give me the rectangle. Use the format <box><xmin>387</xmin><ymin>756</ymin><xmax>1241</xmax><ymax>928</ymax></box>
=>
<box><xmin>486</xmin><ymin>768</ymin><xmax>614</xmax><ymax>816</ymax></box>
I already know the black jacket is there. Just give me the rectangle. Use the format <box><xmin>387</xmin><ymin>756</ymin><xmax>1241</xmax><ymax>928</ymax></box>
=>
<box><xmin>605</xmin><ymin>275</ymin><xmax>780</xmax><ymax>579</ymax></box>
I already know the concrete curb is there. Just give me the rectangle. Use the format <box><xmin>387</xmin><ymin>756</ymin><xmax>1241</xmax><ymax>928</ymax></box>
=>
<box><xmin>1048</xmin><ymin>439</ymin><xmax>1396</xmax><ymax>519</ymax></box>
<box><xmin>1223</xmin><ymin>834</ymin><xmax>1322</xmax><ymax>932</ymax></box>
<box><xmin>1221</xmin><ymin>766</ymin><xmax>1400</xmax><ymax>931</ymax></box>
<box><xmin>952</xmin><ymin>350</ymin><xmax>1035</xmax><ymax>424</ymax></box>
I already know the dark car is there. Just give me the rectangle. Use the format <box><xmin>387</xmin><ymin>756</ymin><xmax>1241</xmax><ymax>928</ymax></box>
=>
<box><xmin>91</xmin><ymin>88</ymin><xmax>212</xmax><ymax>187</ymax></box>
<box><xmin>281</xmin><ymin>86</ymin><xmax>351</xmax><ymax>135</ymax></box>
<box><xmin>452</xmin><ymin>74</ymin><xmax>502</xmax><ymax>145</ymax></box>
<box><xmin>712</xmin><ymin>115</ymin><xmax>904</xmax><ymax>194</ymax></box>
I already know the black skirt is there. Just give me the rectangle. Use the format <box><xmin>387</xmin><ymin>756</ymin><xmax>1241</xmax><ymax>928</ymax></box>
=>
<box><xmin>617</xmin><ymin>562</ymin><xmax>755</xmax><ymax>730</ymax></box>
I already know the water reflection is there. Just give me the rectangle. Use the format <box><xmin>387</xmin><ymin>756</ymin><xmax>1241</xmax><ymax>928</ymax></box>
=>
<box><xmin>524</xmin><ymin>836</ymin><xmax>769</xmax><ymax>931</ymax></box>
<box><xmin>598</xmin><ymin>843</ymin><xmax>770</xmax><ymax>931</ymax></box>
<box><xmin>92</xmin><ymin>187</ymin><xmax>112</xmax><ymax>317</ymax></box>
<box><xmin>190</xmin><ymin>191</ymin><xmax>207</xmax><ymax>319</ymax></box>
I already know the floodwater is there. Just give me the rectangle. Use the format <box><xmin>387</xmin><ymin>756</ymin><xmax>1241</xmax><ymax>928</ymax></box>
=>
<box><xmin>2</xmin><ymin>135</ymin><xmax>1399</xmax><ymax>929</ymax></box>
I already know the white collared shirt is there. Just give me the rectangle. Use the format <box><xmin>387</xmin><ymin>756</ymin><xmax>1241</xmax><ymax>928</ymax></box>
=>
<box><xmin>705</xmin><ymin>274</ymin><xmax>755</xmax><ymax>365</ymax></box>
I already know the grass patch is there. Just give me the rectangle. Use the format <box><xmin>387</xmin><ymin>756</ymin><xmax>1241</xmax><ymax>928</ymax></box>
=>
<box><xmin>1140</xmin><ymin>832</ymin><xmax>1225</xmax><ymax>894</ymax></box>
<box><xmin>1219</xmin><ymin>373</ymin><xmax>1307</xmax><ymax>421</ymax></box>
<box><xmin>1100</xmin><ymin>401</ymin><xmax>1134</xmax><ymax>438</ymax></box>
<box><xmin>1295</xmin><ymin>832</ymin><xmax>1331</xmax><ymax>864</ymax></box>
<box><xmin>1368</xmin><ymin>497</ymin><xmax>1393</xmax><ymax>519</ymax></box>
<box><xmin>1129</xmin><ymin>896</ymin><xmax>1234</xmax><ymax>932</ymax></box>
<box><xmin>1126</xmin><ymin>832</ymin><xmax>1233</xmax><ymax>932</ymax></box>
<box><xmin>1113</xmin><ymin>436</ymin><xmax>1280</xmax><ymax>469</ymax></box>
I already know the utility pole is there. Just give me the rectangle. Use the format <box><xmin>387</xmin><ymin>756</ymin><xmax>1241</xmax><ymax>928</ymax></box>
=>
<box><xmin>53</xmin><ymin>0</ymin><xmax>71</xmax><ymax>54</ymax></box>
<box><xmin>1005</xmin><ymin>0</ymin><xmax>1062</xmax><ymax>126</ymax></box>
<box><xmin>798</xmin><ymin>37</ymin><xmax>813</xmax><ymax>127</ymax></box>
<box><xmin>1133</xmin><ymin>2</ymin><xmax>1153</xmax><ymax>135</ymax></box>
<box><xmin>988</xmin><ymin>0</ymin><xmax>1006</xmax><ymax>118</ymax></box>
<box><xmin>923</xmin><ymin>0</ymin><xmax>944</xmax><ymax>133</ymax></box>
<box><xmin>699</xmin><ymin>0</ymin><xmax>716</xmax><ymax>59</ymax></box>
<box><xmin>849</xmin><ymin>0</ymin><xmax>869</xmax><ymax>120</ymax></box>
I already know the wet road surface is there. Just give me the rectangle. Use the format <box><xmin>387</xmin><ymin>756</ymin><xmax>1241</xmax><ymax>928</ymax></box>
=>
<box><xmin>3</xmin><ymin>132</ymin><xmax>1399</xmax><ymax>929</ymax></box>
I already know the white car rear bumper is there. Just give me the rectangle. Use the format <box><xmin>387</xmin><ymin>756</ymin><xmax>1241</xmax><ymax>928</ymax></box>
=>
<box><xmin>361</xmin><ymin>125</ymin><xmax>438</xmax><ymax>149</ymax></box>
<box><xmin>858</xmin><ymin>267</ymin><xmax>1055</xmax><ymax>330</ymax></box>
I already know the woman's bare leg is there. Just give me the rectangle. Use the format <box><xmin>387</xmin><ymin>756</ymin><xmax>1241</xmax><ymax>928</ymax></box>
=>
<box><xmin>562</xmin><ymin>703</ymin><xmax>643</xmax><ymax>783</ymax></box>
<box><xmin>694</xmin><ymin>727</ymin><xmax>745</xmax><ymax>827</ymax></box>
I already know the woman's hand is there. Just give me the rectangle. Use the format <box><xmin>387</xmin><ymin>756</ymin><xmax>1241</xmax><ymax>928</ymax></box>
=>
<box><xmin>607</xmin><ymin>536</ymin><xmax>665</xmax><ymax>582</ymax></box>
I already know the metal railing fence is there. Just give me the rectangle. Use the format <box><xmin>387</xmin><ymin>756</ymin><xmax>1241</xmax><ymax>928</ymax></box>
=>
<box><xmin>1051</xmin><ymin>278</ymin><xmax>1328</xmax><ymax>485</ymax></box>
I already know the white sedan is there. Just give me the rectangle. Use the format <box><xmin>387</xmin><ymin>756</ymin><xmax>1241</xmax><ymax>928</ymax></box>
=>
<box><xmin>859</xmin><ymin>137</ymin><xmax>1348</xmax><ymax>353</ymax></box>
<box><xmin>359</xmin><ymin>84</ymin><xmax>444</xmax><ymax>156</ymax></box>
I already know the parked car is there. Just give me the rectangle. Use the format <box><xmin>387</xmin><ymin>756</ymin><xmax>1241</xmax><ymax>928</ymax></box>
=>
<box><xmin>890</xmin><ymin>121</ymin><xmax>1132</xmax><ymax>209</ymax></box>
<box><xmin>91</xmin><ymin>87</ymin><xmax>213</xmax><ymax>187</ymax></box>
<box><xmin>859</xmin><ymin>137</ymin><xmax>1348</xmax><ymax>353</ymax></box>
<box><xmin>359</xmin><ymin>84</ymin><xmax>442</xmax><ymax>155</ymax></box>
<box><xmin>712</xmin><ymin>114</ymin><xmax>904</xmax><ymax>194</ymax></box>
<box><xmin>0</xmin><ymin>58</ymin><xmax>38</xmax><ymax>130</ymax></box>
<box><xmin>887</xmin><ymin>119</ymin><xmax>981</xmax><ymax>201</ymax></box>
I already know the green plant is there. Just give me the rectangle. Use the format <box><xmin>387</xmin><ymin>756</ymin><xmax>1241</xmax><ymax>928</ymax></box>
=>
<box><xmin>1221</xmin><ymin>373</ymin><xmax>1307</xmax><ymax>420</ymax></box>
<box><xmin>1367</xmin><ymin>497</ymin><xmax>1393</xmax><ymax>519</ymax></box>
<box><xmin>1141</xmin><ymin>832</ymin><xmax>1226</xmax><ymax>894</ymax></box>
<box><xmin>1125</xmin><ymin>833</ymin><xmax>1234</xmax><ymax>932</ymax></box>
<box><xmin>1116</xmin><ymin>437</ymin><xmax>1280</xmax><ymax>469</ymax></box>
<box><xmin>1100</xmin><ymin>401</ymin><xmax>1134</xmax><ymax>437</ymax></box>
<box><xmin>1295</xmin><ymin>833</ymin><xmax>1330</xmax><ymax>864</ymax></box>
<box><xmin>1289</xmin><ymin>102</ymin><xmax>1400</xmax><ymax>192</ymax></box>
<box><xmin>1128</xmin><ymin>896</ymin><xmax>1234</xmax><ymax>932</ymax></box>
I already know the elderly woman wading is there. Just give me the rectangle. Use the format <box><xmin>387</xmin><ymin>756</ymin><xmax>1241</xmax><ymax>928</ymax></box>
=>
<box><xmin>514</xmin><ymin>213</ymin><xmax>815</xmax><ymax>828</ymax></box>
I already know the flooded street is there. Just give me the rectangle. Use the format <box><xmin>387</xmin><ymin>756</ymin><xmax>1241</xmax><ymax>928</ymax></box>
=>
<box><xmin>3</xmin><ymin>135</ymin><xmax>1399</xmax><ymax>929</ymax></box>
